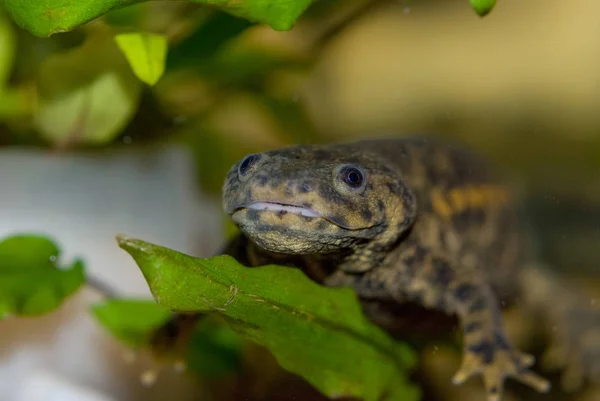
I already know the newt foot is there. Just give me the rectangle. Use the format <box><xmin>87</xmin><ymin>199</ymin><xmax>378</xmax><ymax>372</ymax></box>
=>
<box><xmin>453</xmin><ymin>343</ymin><xmax>550</xmax><ymax>401</ymax></box>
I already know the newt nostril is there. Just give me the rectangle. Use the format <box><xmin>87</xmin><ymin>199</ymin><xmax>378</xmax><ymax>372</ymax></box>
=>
<box><xmin>255</xmin><ymin>174</ymin><xmax>268</xmax><ymax>186</ymax></box>
<box><xmin>300</xmin><ymin>182</ymin><xmax>313</xmax><ymax>193</ymax></box>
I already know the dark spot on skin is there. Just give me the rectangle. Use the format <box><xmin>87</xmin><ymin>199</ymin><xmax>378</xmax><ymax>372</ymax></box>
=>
<box><xmin>331</xmin><ymin>214</ymin><xmax>348</xmax><ymax>228</ymax></box>
<box><xmin>256</xmin><ymin>175</ymin><xmax>268</xmax><ymax>186</ymax></box>
<box><xmin>490</xmin><ymin>387</ymin><xmax>498</xmax><ymax>394</ymax></box>
<box><xmin>269</xmin><ymin>179</ymin><xmax>280</xmax><ymax>189</ymax></box>
<box><xmin>245</xmin><ymin>188</ymin><xmax>253</xmax><ymax>201</ymax></box>
<box><xmin>468</xmin><ymin>340</ymin><xmax>495</xmax><ymax>364</ymax></box>
<box><xmin>300</xmin><ymin>182</ymin><xmax>312</xmax><ymax>193</ymax></box>
<box><xmin>454</xmin><ymin>284</ymin><xmax>477</xmax><ymax>302</ymax></box>
<box><xmin>278</xmin><ymin>210</ymin><xmax>288</xmax><ymax>219</ymax></box>
<box><xmin>316</xmin><ymin>220</ymin><xmax>328</xmax><ymax>231</ymax></box>
<box><xmin>425</xmin><ymin>167</ymin><xmax>444</xmax><ymax>187</ymax></box>
<box><xmin>397</xmin><ymin>217</ymin><xmax>410</xmax><ymax>230</ymax></box>
<box><xmin>367</xmin><ymin>183</ymin><xmax>374</xmax><ymax>191</ymax></box>
<box><xmin>361</xmin><ymin>208</ymin><xmax>372</xmax><ymax>222</ymax></box>
<box><xmin>403</xmin><ymin>254</ymin><xmax>416</xmax><ymax>270</ymax></box>
<box><xmin>433</xmin><ymin>259</ymin><xmax>455</xmax><ymax>285</ymax></box>
<box><xmin>414</xmin><ymin>245</ymin><xmax>427</xmax><ymax>264</ymax></box>
<box><xmin>464</xmin><ymin>321</ymin><xmax>482</xmax><ymax>334</ymax></box>
<box><xmin>246</xmin><ymin>209</ymin><xmax>260</xmax><ymax>222</ymax></box>
<box><xmin>452</xmin><ymin>209</ymin><xmax>486</xmax><ymax>232</ymax></box>
<box><xmin>469</xmin><ymin>296</ymin><xmax>487</xmax><ymax>313</ymax></box>
<box><xmin>377</xmin><ymin>200</ymin><xmax>385</xmax><ymax>212</ymax></box>
<box><xmin>386</xmin><ymin>182</ymin><xmax>401</xmax><ymax>195</ymax></box>
<box><xmin>371</xmin><ymin>244</ymin><xmax>387</xmax><ymax>253</ymax></box>
<box><xmin>363</xmin><ymin>278</ymin><xmax>385</xmax><ymax>291</ymax></box>
<box><xmin>494</xmin><ymin>332</ymin><xmax>511</xmax><ymax>350</ymax></box>
<box><xmin>402</xmin><ymin>191</ymin><xmax>414</xmax><ymax>209</ymax></box>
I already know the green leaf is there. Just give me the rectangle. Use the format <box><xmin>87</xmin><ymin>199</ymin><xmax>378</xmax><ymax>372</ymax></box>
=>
<box><xmin>34</xmin><ymin>29</ymin><xmax>142</xmax><ymax>145</ymax></box>
<box><xmin>115</xmin><ymin>32</ymin><xmax>167</xmax><ymax>86</ymax></box>
<box><xmin>0</xmin><ymin>7</ymin><xmax>16</xmax><ymax>87</ymax></box>
<box><xmin>166</xmin><ymin>12</ymin><xmax>254</xmax><ymax>71</ymax></box>
<box><xmin>91</xmin><ymin>299</ymin><xmax>244</xmax><ymax>378</ymax></box>
<box><xmin>0</xmin><ymin>87</ymin><xmax>34</xmax><ymax>119</ymax></box>
<box><xmin>3</xmin><ymin>0</ymin><xmax>312</xmax><ymax>38</ymax></box>
<box><xmin>117</xmin><ymin>235</ymin><xmax>419</xmax><ymax>401</ymax></box>
<box><xmin>91</xmin><ymin>299</ymin><xmax>173</xmax><ymax>348</ymax></box>
<box><xmin>0</xmin><ymin>234</ymin><xmax>85</xmax><ymax>319</ymax></box>
<box><xmin>190</xmin><ymin>0</ymin><xmax>312</xmax><ymax>31</ymax></box>
<box><xmin>184</xmin><ymin>316</ymin><xmax>244</xmax><ymax>378</ymax></box>
<box><xmin>470</xmin><ymin>0</ymin><xmax>496</xmax><ymax>17</ymax></box>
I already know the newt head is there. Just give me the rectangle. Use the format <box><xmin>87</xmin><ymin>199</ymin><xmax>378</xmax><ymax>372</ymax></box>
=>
<box><xmin>221</xmin><ymin>142</ymin><xmax>417</xmax><ymax>256</ymax></box>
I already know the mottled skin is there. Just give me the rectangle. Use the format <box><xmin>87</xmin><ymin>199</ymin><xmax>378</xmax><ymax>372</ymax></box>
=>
<box><xmin>153</xmin><ymin>137</ymin><xmax>600</xmax><ymax>401</ymax></box>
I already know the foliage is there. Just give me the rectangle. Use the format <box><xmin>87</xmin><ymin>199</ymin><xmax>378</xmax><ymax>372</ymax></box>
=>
<box><xmin>91</xmin><ymin>299</ymin><xmax>244</xmax><ymax>378</ymax></box>
<box><xmin>116</xmin><ymin>235</ymin><xmax>419</xmax><ymax>401</ymax></box>
<box><xmin>34</xmin><ymin>27</ymin><xmax>142</xmax><ymax>145</ymax></box>
<box><xmin>470</xmin><ymin>0</ymin><xmax>496</xmax><ymax>17</ymax></box>
<box><xmin>2</xmin><ymin>0</ymin><xmax>312</xmax><ymax>37</ymax></box>
<box><xmin>115</xmin><ymin>32</ymin><xmax>168</xmax><ymax>86</ymax></box>
<box><xmin>0</xmin><ymin>234</ymin><xmax>85</xmax><ymax>319</ymax></box>
<box><xmin>91</xmin><ymin>299</ymin><xmax>174</xmax><ymax>348</ymax></box>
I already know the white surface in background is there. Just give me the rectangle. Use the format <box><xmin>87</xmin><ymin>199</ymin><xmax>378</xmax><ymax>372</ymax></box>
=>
<box><xmin>0</xmin><ymin>145</ymin><xmax>223</xmax><ymax>401</ymax></box>
<box><xmin>0</xmin><ymin>145</ymin><xmax>222</xmax><ymax>296</ymax></box>
<box><xmin>15</xmin><ymin>369</ymin><xmax>115</xmax><ymax>401</ymax></box>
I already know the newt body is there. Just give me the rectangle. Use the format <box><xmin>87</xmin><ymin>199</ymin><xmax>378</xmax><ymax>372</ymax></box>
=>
<box><xmin>156</xmin><ymin>137</ymin><xmax>600</xmax><ymax>401</ymax></box>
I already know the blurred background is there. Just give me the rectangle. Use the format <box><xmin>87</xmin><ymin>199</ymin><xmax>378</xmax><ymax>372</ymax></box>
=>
<box><xmin>1</xmin><ymin>0</ymin><xmax>599</xmax><ymax>400</ymax></box>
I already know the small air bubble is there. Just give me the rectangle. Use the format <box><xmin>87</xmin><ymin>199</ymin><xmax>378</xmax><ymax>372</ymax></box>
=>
<box><xmin>402</xmin><ymin>7</ymin><xmax>411</xmax><ymax>14</ymax></box>
<box><xmin>49</xmin><ymin>255</ymin><xmax>57</xmax><ymax>262</ymax></box>
<box><xmin>122</xmin><ymin>136</ymin><xmax>132</xmax><ymax>144</ymax></box>
<box><xmin>174</xmin><ymin>361</ymin><xmax>186</xmax><ymax>373</ymax></box>
<box><xmin>140</xmin><ymin>369</ymin><xmax>158</xmax><ymax>387</ymax></box>
<box><xmin>591</xmin><ymin>299</ymin><xmax>597</xmax><ymax>306</ymax></box>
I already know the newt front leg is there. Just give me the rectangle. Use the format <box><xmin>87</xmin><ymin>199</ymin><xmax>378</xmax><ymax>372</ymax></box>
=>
<box><xmin>326</xmin><ymin>246</ymin><xmax>551</xmax><ymax>401</ymax></box>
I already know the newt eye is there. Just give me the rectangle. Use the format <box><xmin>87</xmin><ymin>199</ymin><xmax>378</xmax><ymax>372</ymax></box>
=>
<box><xmin>334</xmin><ymin>164</ymin><xmax>367</xmax><ymax>193</ymax></box>
<box><xmin>238</xmin><ymin>154</ymin><xmax>260</xmax><ymax>176</ymax></box>
<box><xmin>342</xmin><ymin>167</ymin><xmax>363</xmax><ymax>188</ymax></box>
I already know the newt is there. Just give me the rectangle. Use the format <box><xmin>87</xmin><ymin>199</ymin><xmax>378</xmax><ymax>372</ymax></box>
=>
<box><xmin>152</xmin><ymin>136</ymin><xmax>600</xmax><ymax>401</ymax></box>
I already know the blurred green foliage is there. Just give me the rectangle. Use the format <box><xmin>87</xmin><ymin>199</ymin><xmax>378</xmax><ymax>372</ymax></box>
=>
<box><xmin>3</xmin><ymin>0</ymin><xmax>312</xmax><ymax>37</ymax></box>
<box><xmin>92</xmin><ymin>299</ymin><xmax>174</xmax><ymax>348</ymax></box>
<box><xmin>92</xmin><ymin>299</ymin><xmax>244</xmax><ymax>378</ymax></box>
<box><xmin>470</xmin><ymin>0</ymin><xmax>496</xmax><ymax>17</ymax></box>
<box><xmin>117</xmin><ymin>235</ymin><xmax>419</xmax><ymax>401</ymax></box>
<box><xmin>115</xmin><ymin>32</ymin><xmax>168</xmax><ymax>86</ymax></box>
<box><xmin>34</xmin><ymin>27</ymin><xmax>143</xmax><ymax>145</ymax></box>
<box><xmin>0</xmin><ymin>234</ymin><xmax>85</xmax><ymax>318</ymax></box>
<box><xmin>0</xmin><ymin>1</ymin><xmax>329</xmax><ymax>192</ymax></box>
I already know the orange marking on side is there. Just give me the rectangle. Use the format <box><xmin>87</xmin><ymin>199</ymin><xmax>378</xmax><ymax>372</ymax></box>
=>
<box><xmin>431</xmin><ymin>188</ymin><xmax>453</xmax><ymax>220</ymax></box>
<box><xmin>432</xmin><ymin>185</ymin><xmax>511</xmax><ymax>219</ymax></box>
<box><xmin>449</xmin><ymin>189</ymin><xmax>468</xmax><ymax>213</ymax></box>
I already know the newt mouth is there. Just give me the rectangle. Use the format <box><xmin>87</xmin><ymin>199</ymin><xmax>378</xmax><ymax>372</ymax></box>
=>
<box><xmin>230</xmin><ymin>201</ymin><xmax>381</xmax><ymax>232</ymax></box>
<box><xmin>237</xmin><ymin>201</ymin><xmax>321</xmax><ymax>218</ymax></box>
